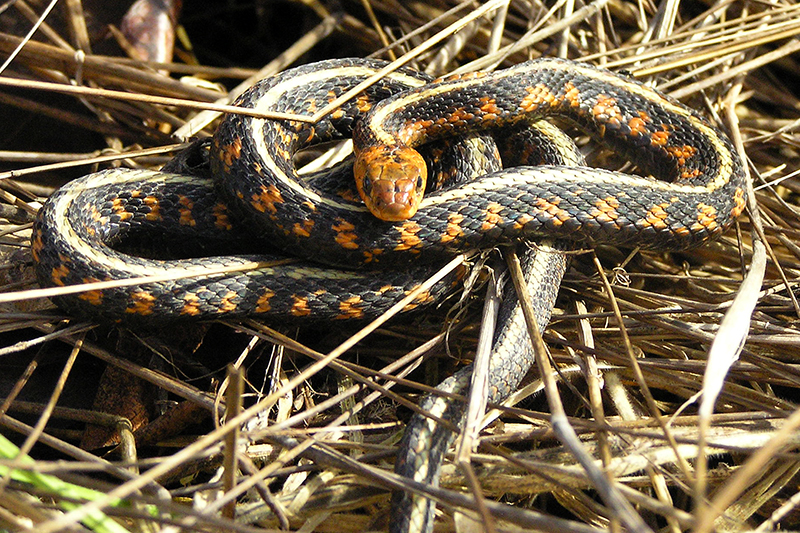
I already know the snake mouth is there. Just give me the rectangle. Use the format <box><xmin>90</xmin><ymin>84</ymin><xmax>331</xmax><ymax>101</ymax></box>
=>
<box><xmin>369</xmin><ymin>176</ymin><xmax>421</xmax><ymax>221</ymax></box>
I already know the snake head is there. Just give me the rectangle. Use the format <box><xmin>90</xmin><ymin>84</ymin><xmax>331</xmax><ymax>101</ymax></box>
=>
<box><xmin>354</xmin><ymin>144</ymin><xmax>427</xmax><ymax>221</ymax></box>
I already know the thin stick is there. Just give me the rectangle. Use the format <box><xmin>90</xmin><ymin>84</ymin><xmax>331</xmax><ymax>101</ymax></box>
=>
<box><xmin>0</xmin><ymin>76</ymin><xmax>315</xmax><ymax>122</ymax></box>
<box><xmin>0</xmin><ymin>0</ymin><xmax>60</xmax><ymax>74</ymax></box>
<box><xmin>0</xmin><ymin>144</ymin><xmax>188</xmax><ymax>181</ymax></box>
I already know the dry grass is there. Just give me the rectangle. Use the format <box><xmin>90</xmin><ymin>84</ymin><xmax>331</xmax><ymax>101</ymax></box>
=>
<box><xmin>0</xmin><ymin>0</ymin><xmax>799</xmax><ymax>532</ymax></box>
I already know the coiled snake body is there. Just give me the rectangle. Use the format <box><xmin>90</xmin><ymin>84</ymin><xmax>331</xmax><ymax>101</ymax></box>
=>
<box><xmin>31</xmin><ymin>58</ymin><xmax>746</xmax><ymax>532</ymax></box>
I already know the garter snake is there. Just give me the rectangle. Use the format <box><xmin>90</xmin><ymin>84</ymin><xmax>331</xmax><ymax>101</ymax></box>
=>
<box><xmin>33</xmin><ymin>57</ymin><xmax>745</xmax><ymax>320</ymax></box>
<box><xmin>31</xmin><ymin>57</ymin><xmax>746</xmax><ymax>532</ymax></box>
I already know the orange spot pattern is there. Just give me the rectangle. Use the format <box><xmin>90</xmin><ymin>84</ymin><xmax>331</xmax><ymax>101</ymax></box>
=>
<box><xmin>75</xmin><ymin>276</ymin><xmax>104</xmax><ymax>306</ymax></box>
<box><xmin>218</xmin><ymin>291</ymin><xmax>239</xmax><ymax>313</ymax></box>
<box><xmin>440</xmin><ymin>213</ymin><xmax>465</xmax><ymax>244</ymax></box>
<box><xmin>51</xmin><ymin>260</ymin><xmax>70</xmax><ymax>286</ymax></box>
<box><xmin>481</xmin><ymin>203</ymin><xmax>503</xmax><ymax>231</ymax></box>
<box><xmin>672</xmin><ymin>226</ymin><xmax>692</xmax><ymax>237</ymax></box>
<box><xmin>680</xmin><ymin>168</ymin><xmax>702</xmax><ymax>180</ymax></box>
<box><xmin>293</xmin><ymin>219</ymin><xmax>315</xmax><ymax>238</ymax></box>
<box><xmin>401</xmin><ymin>289</ymin><xmax>434</xmax><ymax>312</ymax></box>
<box><xmin>643</xmin><ymin>202</ymin><xmax>672</xmax><ymax>230</ymax></box>
<box><xmin>628</xmin><ymin>112</ymin><xmax>650</xmax><ymax>137</ymax></box>
<box><xmin>337</xmin><ymin>295</ymin><xmax>365</xmax><ymax>319</ymax></box>
<box><xmin>666</xmin><ymin>145</ymin><xmax>698</xmax><ymax>167</ymax></box>
<box><xmin>400</xmin><ymin>119</ymin><xmax>434</xmax><ymax>144</ymax></box>
<box><xmin>435</xmin><ymin>71</ymin><xmax>486</xmax><ymax>84</ymax></box>
<box><xmin>181</xmin><ymin>293</ymin><xmax>201</xmax><ymax>316</ymax></box>
<box><xmin>177</xmin><ymin>195</ymin><xmax>195</xmax><ymax>226</ymax></box>
<box><xmin>31</xmin><ymin>232</ymin><xmax>43</xmax><ymax>262</ymax></box>
<box><xmin>217</xmin><ymin>136</ymin><xmax>243</xmax><ymax>172</ymax></box>
<box><xmin>213</xmin><ymin>203</ymin><xmax>233</xmax><ymax>231</ymax></box>
<box><xmin>650</xmin><ymin>129</ymin><xmax>670</xmax><ymax>146</ymax></box>
<box><xmin>511</xmin><ymin>213</ymin><xmax>535</xmax><ymax>231</ymax></box>
<box><xmin>143</xmin><ymin>196</ymin><xmax>161</xmax><ymax>221</ymax></box>
<box><xmin>290</xmin><ymin>294</ymin><xmax>314</xmax><ymax>317</ymax></box>
<box><xmin>251</xmin><ymin>185</ymin><xmax>284</xmax><ymax>215</ymax></box>
<box><xmin>395</xmin><ymin>221</ymin><xmax>422</xmax><ymax>251</ymax></box>
<box><xmin>534</xmin><ymin>198</ymin><xmax>571</xmax><ymax>226</ymax></box>
<box><xmin>592</xmin><ymin>95</ymin><xmax>622</xmax><ymax>128</ymax></box>
<box><xmin>255</xmin><ymin>289</ymin><xmax>275</xmax><ymax>314</ymax></box>
<box><xmin>333</xmin><ymin>218</ymin><xmax>359</xmax><ymax>250</ymax></box>
<box><xmin>563</xmin><ymin>82</ymin><xmax>581</xmax><ymax>108</ymax></box>
<box><xmin>478</xmin><ymin>96</ymin><xmax>500</xmax><ymax>125</ymax></box>
<box><xmin>691</xmin><ymin>203</ymin><xmax>719</xmax><ymax>233</ymax></box>
<box><xmin>78</xmin><ymin>285</ymin><xmax>104</xmax><ymax>306</ymax></box>
<box><xmin>362</xmin><ymin>248</ymin><xmax>384</xmax><ymax>263</ymax></box>
<box><xmin>519</xmin><ymin>84</ymin><xmax>559</xmax><ymax>113</ymax></box>
<box><xmin>111</xmin><ymin>198</ymin><xmax>133</xmax><ymax>222</ymax></box>
<box><xmin>89</xmin><ymin>205</ymin><xmax>104</xmax><ymax>223</ymax></box>
<box><xmin>126</xmin><ymin>291</ymin><xmax>156</xmax><ymax>315</ymax></box>
<box><xmin>591</xmin><ymin>196</ymin><xmax>621</xmax><ymax>223</ymax></box>
<box><xmin>304</xmin><ymin>97</ymin><xmax>318</xmax><ymax>114</ymax></box>
<box><xmin>356</xmin><ymin>94</ymin><xmax>372</xmax><ymax>113</ymax></box>
<box><xmin>732</xmin><ymin>188</ymin><xmax>746</xmax><ymax>218</ymax></box>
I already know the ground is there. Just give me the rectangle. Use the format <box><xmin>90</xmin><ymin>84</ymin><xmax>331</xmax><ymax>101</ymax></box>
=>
<box><xmin>1</xmin><ymin>1</ymin><xmax>799</xmax><ymax>532</ymax></box>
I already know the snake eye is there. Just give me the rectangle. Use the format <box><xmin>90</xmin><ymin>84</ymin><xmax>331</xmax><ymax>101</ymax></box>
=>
<box><xmin>416</xmin><ymin>175</ymin><xmax>424</xmax><ymax>191</ymax></box>
<box><xmin>361</xmin><ymin>178</ymin><xmax>373</xmax><ymax>196</ymax></box>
